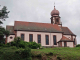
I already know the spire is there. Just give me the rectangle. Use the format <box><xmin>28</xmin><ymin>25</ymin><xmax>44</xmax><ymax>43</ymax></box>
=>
<box><xmin>54</xmin><ymin>2</ymin><xmax>55</xmax><ymax>7</ymax></box>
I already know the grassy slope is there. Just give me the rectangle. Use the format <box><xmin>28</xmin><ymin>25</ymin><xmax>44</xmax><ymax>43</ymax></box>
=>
<box><xmin>31</xmin><ymin>47</ymin><xmax>80</xmax><ymax>60</ymax></box>
<box><xmin>0</xmin><ymin>47</ymin><xmax>80</xmax><ymax>60</ymax></box>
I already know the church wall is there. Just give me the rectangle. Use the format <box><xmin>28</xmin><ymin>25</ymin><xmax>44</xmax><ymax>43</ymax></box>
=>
<box><xmin>62</xmin><ymin>42</ymin><xmax>64</xmax><ymax>47</ymax></box>
<box><xmin>7</xmin><ymin>35</ymin><xmax>15</xmax><ymax>43</ymax></box>
<box><xmin>67</xmin><ymin>42</ymin><xmax>73</xmax><ymax>47</ymax></box>
<box><xmin>61</xmin><ymin>42</ymin><xmax>73</xmax><ymax>47</ymax></box>
<box><xmin>16</xmin><ymin>31</ymin><xmax>62</xmax><ymax>47</ymax></box>
<box><xmin>73</xmin><ymin>36</ymin><xmax>77</xmax><ymax>46</ymax></box>
<box><xmin>51</xmin><ymin>33</ymin><xmax>62</xmax><ymax>46</ymax></box>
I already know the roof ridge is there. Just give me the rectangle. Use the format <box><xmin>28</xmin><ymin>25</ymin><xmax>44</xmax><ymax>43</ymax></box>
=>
<box><xmin>15</xmin><ymin>21</ymin><xmax>53</xmax><ymax>25</ymax></box>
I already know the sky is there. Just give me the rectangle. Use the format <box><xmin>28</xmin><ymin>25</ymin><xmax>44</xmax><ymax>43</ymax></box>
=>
<box><xmin>0</xmin><ymin>0</ymin><xmax>80</xmax><ymax>44</ymax></box>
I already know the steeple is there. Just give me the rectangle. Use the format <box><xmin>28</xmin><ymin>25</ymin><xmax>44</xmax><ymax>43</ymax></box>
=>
<box><xmin>50</xmin><ymin>4</ymin><xmax>62</xmax><ymax>26</ymax></box>
<box><xmin>51</xmin><ymin>4</ymin><xmax>59</xmax><ymax>16</ymax></box>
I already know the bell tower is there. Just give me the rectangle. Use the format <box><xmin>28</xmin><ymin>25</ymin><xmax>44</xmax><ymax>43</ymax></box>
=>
<box><xmin>50</xmin><ymin>5</ymin><xmax>62</xmax><ymax>26</ymax></box>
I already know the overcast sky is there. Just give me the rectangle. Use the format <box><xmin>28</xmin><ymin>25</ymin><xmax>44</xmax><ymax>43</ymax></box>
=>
<box><xmin>0</xmin><ymin>0</ymin><xmax>80</xmax><ymax>44</ymax></box>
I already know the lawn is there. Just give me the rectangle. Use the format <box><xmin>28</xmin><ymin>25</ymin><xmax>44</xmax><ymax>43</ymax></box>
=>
<box><xmin>31</xmin><ymin>47</ymin><xmax>80</xmax><ymax>60</ymax></box>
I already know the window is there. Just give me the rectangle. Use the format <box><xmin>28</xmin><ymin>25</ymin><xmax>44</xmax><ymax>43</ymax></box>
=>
<box><xmin>38</xmin><ymin>35</ymin><xmax>41</xmax><ymax>43</ymax></box>
<box><xmin>29</xmin><ymin>34</ymin><xmax>33</xmax><ymax>42</ymax></box>
<box><xmin>74</xmin><ymin>38</ymin><xmax>76</xmax><ymax>45</ymax></box>
<box><xmin>64</xmin><ymin>42</ymin><xmax>67</xmax><ymax>47</ymax></box>
<box><xmin>10</xmin><ymin>37</ymin><xmax>13</xmax><ymax>39</ymax></box>
<box><xmin>53</xmin><ymin>35</ymin><xmax>57</xmax><ymax>45</ymax></box>
<box><xmin>21</xmin><ymin>34</ymin><xmax>24</xmax><ymax>41</ymax></box>
<box><xmin>56</xmin><ymin>18</ymin><xmax>59</xmax><ymax>22</ymax></box>
<box><xmin>45</xmin><ymin>35</ymin><xmax>49</xmax><ymax>45</ymax></box>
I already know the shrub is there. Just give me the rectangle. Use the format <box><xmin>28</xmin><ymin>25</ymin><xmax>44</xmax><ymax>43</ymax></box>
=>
<box><xmin>0</xmin><ymin>47</ymin><xmax>32</xmax><ymax>60</ymax></box>
<box><xmin>6</xmin><ymin>37</ymin><xmax>41</xmax><ymax>49</ymax></box>
<box><xmin>15</xmin><ymin>47</ymin><xmax>32</xmax><ymax>60</ymax></box>
<box><xmin>0</xmin><ymin>43</ymin><xmax>4</xmax><ymax>46</ymax></box>
<box><xmin>76</xmin><ymin>44</ymin><xmax>80</xmax><ymax>47</ymax></box>
<box><xmin>28</xmin><ymin>42</ymin><xmax>41</xmax><ymax>49</ymax></box>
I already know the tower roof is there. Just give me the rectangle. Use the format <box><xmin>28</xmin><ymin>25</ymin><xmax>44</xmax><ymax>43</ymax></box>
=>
<box><xmin>51</xmin><ymin>6</ymin><xmax>59</xmax><ymax>16</ymax></box>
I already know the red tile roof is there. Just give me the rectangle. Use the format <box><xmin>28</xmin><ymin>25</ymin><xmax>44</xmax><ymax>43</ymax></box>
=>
<box><xmin>61</xmin><ymin>27</ymin><xmax>76</xmax><ymax>36</ymax></box>
<box><xmin>59</xmin><ymin>36</ymin><xmax>74</xmax><ymax>42</ymax></box>
<box><xmin>6</xmin><ymin>21</ymin><xmax>76</xmax><ymax>36</ymax></box>
<box><xmin>14</xmin><ymin>21</ymin><xmax>62</xmax><ymax>33</ymax></box>
<box><xmin>6</xmin><ymin>25</ymin><xmax>14</xmax><ymax>34</ymax></box>
<box><xmin>61</xmin><ymin>36</ymin><xmax>71</xmax><ymax>40</ymax></box>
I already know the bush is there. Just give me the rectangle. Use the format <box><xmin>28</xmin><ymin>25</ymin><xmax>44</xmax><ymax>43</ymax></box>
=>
<box><xmin>0</xmin><ymin>47</ymin><xmax>32</xmax><ymax>60</ymax></box>
<box><xmin>76</xmin><ymin>44</ymin><xmax>80</xmax><ymax>47</ymax></box>
<box><xmin>15</xmin><ymin>47</ymin><xmax>32</xmax><ymax>60</ymax></box>
<box><xmin>28</xmin><ymin>42</ymin><xmax>41</xmax><ymax>49</ymax></box>
<box><xmin>0</xmin><ymin>43</ymin><xmax>4</xmax><ymax>46</ymax></box>
<box><xmin>6</xmin><ymin>37</ymin><xmax>41</xmax><ymax>49</ymax></box>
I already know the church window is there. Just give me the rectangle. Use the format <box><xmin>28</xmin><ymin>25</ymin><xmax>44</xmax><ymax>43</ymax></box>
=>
<box><xmin>74</xmin><ymin>38</ymin><xmax>76</xmax><ymax>45</ymax></box>
<box><xmin>29</xmin><ymin>34</ymin><xmax>33</xmax><ymax>42</ymax></box>
<box><xmin>38</xmin><ymin>35</ymin><xmax>41</xmax><ymax>43</ymax></box>
<box><xmin>45</xmin><ymin>35</ymin><xmax>49</xmax><ymax>45</ymax></box>
<box><xmin>53</xmin><ymin>35</ymin><xmax>57</xmax><ymax>45</ymax></box>
<box><xmin>21</xmin><ymin>34</ymin><xmax>24</xmax><ymax>41</ymax></box>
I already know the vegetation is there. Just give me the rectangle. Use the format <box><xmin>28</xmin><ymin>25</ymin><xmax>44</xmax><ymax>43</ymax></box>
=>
<box><xmin>0</xmin><ymin>46</ymin><xmax>80</xmax><ymax>60</ymax></box>
<box><xmin>0</xmin><ymin>6</ymin><xmax>10</xmax><ymax>43</ymax></box>
<box><xmin>0</xmin><ymin>47</ymin><xmax>31</xmax><ymax>60</ymax></box>
<box><xmin>76</xmin><ymin>44</ymin><xmax>80</xmax><ymax>47</ymax></box>
<box><xmin>31</xmin><ymin>47</ymin><xmax>80</xmax><ymax>60</ymax></box>
<box><xmin>0</xmin><ymin>37</ymin><xmax>42</xmax><ymax>60</ymax></box>
<box><xmin>7</xmin><ymin>37</ymin><xmax>41</xmax><ymax>49</ymax></box>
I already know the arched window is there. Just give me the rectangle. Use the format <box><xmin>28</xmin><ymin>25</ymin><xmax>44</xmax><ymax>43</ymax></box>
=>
<box><xmin>29</xmin><ymin>34</ymin><xmax>33</xmax><ymax>42</ymax></box>
<box><xmin>53</xmin><ymin>35</ymin><xmax>57</xmax><ymax>45</ymax></box>
<box><xmin>38</xmin><ymin>35</ymin><xmax>41</xmax><ymax>43</ymax></box>
<box><xmin>74</xmin><ymin>38</ymin><xmax>76</xmax><ymax>45</ymax></box>
<box><xmin>21</xmin><ymin>34</ymin><xmax>24</xmax><ymax>41</ymax></box>
<box><xmin>45</xmin><ymin>35</ymin><xmax>49</xmax><ymax>45</ymax></box>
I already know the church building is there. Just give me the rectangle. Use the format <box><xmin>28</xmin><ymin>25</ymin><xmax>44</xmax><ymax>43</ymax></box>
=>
<box><xmin>6</xmin><ymin>6</ymin><xmax>77</xmax><ymax>47</ymax></box>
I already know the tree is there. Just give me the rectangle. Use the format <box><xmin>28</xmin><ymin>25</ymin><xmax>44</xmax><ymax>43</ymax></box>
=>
<box><xmin>0</xmin><ymin>6</ymin><xmax>10</xmax><ymax>43</ymax></box>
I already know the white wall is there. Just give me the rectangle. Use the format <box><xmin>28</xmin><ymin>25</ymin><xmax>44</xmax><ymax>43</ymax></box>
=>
<box><xmin>7</xmin><ymin>35</ymin><xmax>15</xmax><ymax>43</ymax></box>
<box><xmin>17</xmin><ymin>31</ymin><xmax>62</xmax><ymax>47</ymax></box>
<box><xmin>67</xmin><ymin>42</ymin><xmax>73</xmax><ymax>47</ymax></box>
<box><xmin>61</xmin><ymin>42</ymin><xmax>73</xmax><ymax>47</ymax></box>
<box><xmin>62</xmin><ymin>42</ymin><xmax>64</xmax><ymax>47</ymax></box>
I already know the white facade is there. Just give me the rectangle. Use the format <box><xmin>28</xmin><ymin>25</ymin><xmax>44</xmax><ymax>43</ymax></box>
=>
<box><xmin>17</xmin><ymin>31</ymin><xmax>62</xmax><ymax>47</ymax></box>
<box><xmin>7</xmin><ymin>31</ymin><xmax>76</xmax><ymax>47</ymax></box>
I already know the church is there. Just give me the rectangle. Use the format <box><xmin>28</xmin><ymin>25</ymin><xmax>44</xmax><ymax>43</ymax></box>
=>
<box><xmin>6</xmin><ymin>6</ymin><xmax>77</xmax><ymax>47</ymax></box>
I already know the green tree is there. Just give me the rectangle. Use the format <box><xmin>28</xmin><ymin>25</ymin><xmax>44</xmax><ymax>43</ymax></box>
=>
<box><xmin>0</xmin><ymin>6</ymin><xmax>10</xmax><ymax>43</ymax></box>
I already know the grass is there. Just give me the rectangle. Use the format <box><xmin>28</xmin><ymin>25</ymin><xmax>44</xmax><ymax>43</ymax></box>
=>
<box><xmin>0</xmin><ymin>46</ymin><xmax>80</xmax><ymax>60</ymax></box>
<box><xmin>31</xmin><ymin>47</ymin><xmax>80</xmax><ymax>60</ymax></box>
